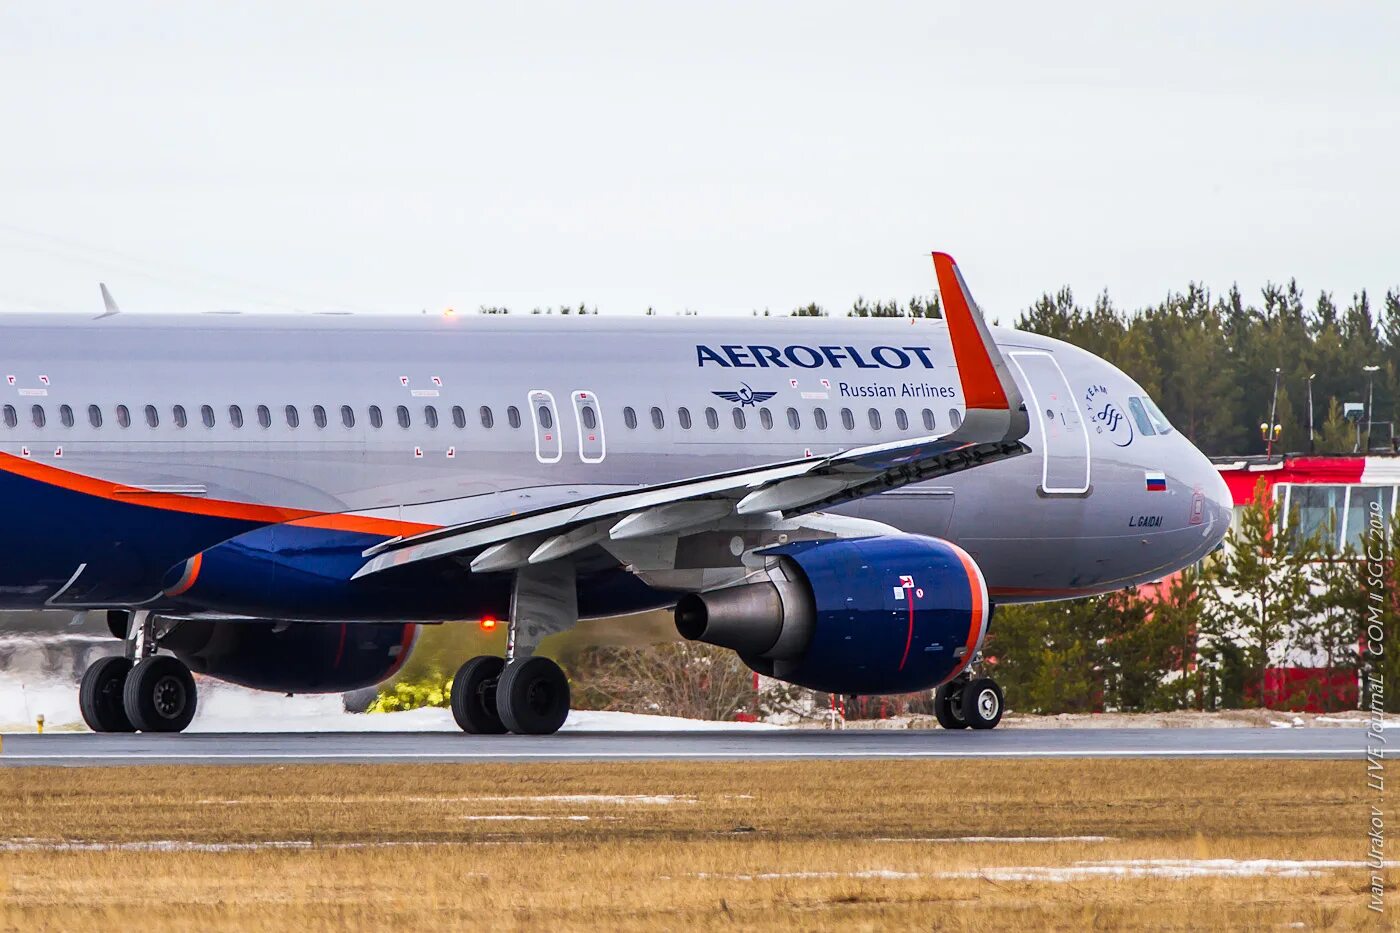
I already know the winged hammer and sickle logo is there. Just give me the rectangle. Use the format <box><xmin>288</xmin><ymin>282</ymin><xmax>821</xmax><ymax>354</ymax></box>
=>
<box><xmin>712</xmin><ymin>383</ymin><xmax>778</xmax><ymax>407</ymax></box>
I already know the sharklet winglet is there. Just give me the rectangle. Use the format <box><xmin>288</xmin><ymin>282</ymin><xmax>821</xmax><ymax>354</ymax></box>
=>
<box><xmin>930</xmin><ymin>251</ymin><xmax>1029</xmax><ymax>442</ymax></box>
<box><xmin>97</xmin><ymin>284</ymin><xmax>121</xmax><ymax>319</ymax></box>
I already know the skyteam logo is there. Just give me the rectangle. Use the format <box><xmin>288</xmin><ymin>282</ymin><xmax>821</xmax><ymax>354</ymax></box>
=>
<box><xmin>713</xmin><ymin>383</ymin><xmax>777</xmax><ymax>407</ymax></box>
<box><xmin>1083</xmin><ymin>384</ymin><xmax>1133</xmax><ymax>448</ymax></box>
<box><xmin>697</xmin><ymin>344</ymin><xmax>937</xmax><ymax>370</ymax></box>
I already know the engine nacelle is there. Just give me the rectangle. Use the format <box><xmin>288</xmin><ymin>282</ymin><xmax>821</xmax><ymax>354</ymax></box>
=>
<box><xmin>675</xmin><ymin>535</ymin><xmax>989</xmax><ymax>695</ymax></box>
<box><xmin>158</xmin><ymin>619</ymin><xmax>418</xmax><ymax>693</ymax></box>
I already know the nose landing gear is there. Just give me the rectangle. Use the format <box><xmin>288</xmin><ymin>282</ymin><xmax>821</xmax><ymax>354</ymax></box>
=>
<box><xmin>78</xmin><ymin>611</ymin><xmax>199</xmax><ymax>734</ymax></box>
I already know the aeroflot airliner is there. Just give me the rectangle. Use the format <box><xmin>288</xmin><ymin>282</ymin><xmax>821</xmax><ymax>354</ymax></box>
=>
<box><xmin>0</xmin><ymin>253</ymin><xmax>1231</xmax><ymax>735</ymax></box>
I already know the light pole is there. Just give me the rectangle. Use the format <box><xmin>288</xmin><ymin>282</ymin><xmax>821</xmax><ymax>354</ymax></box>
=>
<box><xmin>1266</xmin><ymin>367</ymin><xmax>1282</xmax><ymax>460</ymax></box>
<box><xmin>1307</xmin><ymin>373</ymin><xmax>1316</xmax><ymax>453</ymax></box>
<box><xmin>1363</xmin><ymin>364</ymin><xmax>1380</xmax><ymax>452</ymax></box>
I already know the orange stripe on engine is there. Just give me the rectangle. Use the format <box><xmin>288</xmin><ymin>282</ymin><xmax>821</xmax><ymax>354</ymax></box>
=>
<box><xmin>945</xmin><ymin>542</ymin><xmax>989</xmax><ymax>682</ymax></box>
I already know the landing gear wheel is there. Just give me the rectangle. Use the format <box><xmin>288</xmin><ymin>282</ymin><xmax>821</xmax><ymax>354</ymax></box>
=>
<box><xmin>934</xmin><ymin>681</ymin><xmax>969</xmax><ymax>730</ymax></box>
<box><xmin>451</xmin><ymin>655</ymin><xmax>508</xmax><ymax>734</ymax></box>
<box><xmin>79</xmin><ymin>656</ymin><xmax>135</xmax><ymax>733</ymax></box>
<box><xmin>495</xmin><ymin>656</ymin><xmax>570</xmax><ymax>735</ymax></box>
<box><xmin>122</xmin><ymin>655</ymin><xmax>198</xmax><ymax>733</ymax></box>
<box><xmin>963</xmin><ymin>677</ymin><xmax>1004</xmax><ymax>730</ymax></box>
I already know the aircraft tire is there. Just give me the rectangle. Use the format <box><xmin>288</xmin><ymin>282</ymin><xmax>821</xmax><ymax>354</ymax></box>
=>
<box><xmin>79</xmin><ymin>656</ymin><xmax>135</xmax><ymax>733</ymax></box>
<box><xmin>496</xmin><ymin>656</ymin><xmax>570</xmax><ymax>736</ymax></box>
<box><xmin>933</xmin><ymin>681</ymin><xmax>969</xmax><ymax>730</ymax></box>
<box><xmin>123</xmin><ymin>655</ymin><xmax>198</xmax><ymax>733</ymax></box>
<box><xmin>451</xmin><ymin>655</ymin><xmax>508</xmax><ymax>734</ymax></box>
<box><xmin>963</xmin><ymin>677</ymin><xmax>1004</xmax><ymax>730</ymax></box>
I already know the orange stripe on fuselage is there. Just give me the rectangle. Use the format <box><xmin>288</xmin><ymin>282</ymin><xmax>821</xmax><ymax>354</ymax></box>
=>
<box><xmin>931</xmin><ymin>252</ymin><xmax>1009</xmax><ymax>413</ymax></box>
<box><xmin>0</xmin><ymin>450</ymin><xmax>437</xmax><ymax>539</ymax></box>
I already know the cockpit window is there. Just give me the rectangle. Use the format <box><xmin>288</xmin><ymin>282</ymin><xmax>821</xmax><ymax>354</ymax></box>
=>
<box><xmin>1127</xmin><ymin>397</ymin><xmax>1156</xmax><ymax>437</ymax></box>
<box><xmin>1142</xmin><ymin>396</ymin><xmax>1174</xmax><ymax>435</ymax></box>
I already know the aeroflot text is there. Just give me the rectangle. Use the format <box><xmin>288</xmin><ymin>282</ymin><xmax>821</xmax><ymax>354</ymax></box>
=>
<box><xmin>696</xmin><ymin>344</ymin><xmax>937</xmax><ymax>369</ymax></box>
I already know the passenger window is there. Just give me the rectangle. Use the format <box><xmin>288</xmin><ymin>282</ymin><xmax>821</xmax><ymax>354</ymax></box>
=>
<box><xmin>201</xmin><ymin>405</ymin><xmax>215</xmax><ymax>428</ymax></box>
<box><xmin>396</xmin><ymin>405</ymin><xmax>410</xmax><ymax>429</ymax></box>
<box><xmin>840</xmin><ymin>408</ymin><xmax>855</xmax><ymax>430</ymax></box>
<box><xmin>649</xmin><ymin>407</ymin><xmax>663</xmax><ymax>429</ymax></box>
<box><xmin>173</xmin><ymin>405</ymin><xmax>188</xmax><ymax>428</ymax></box>
<box><xmin>922</xmin><ymin>408</ymin><xmax>935</xmax><ymax>431</ymax></box>
<box><xmin>3</xmin><ymin>404</ymin><xmax>16</xmax><ymax>428</ymax></box>
<box><xmin>733</xmin><ymin>408</ymin><xmax>746</xmax><ymax>429</ymax></box>
<box><xmin>623</xmin><ymin>407</ymin><xmax>637</xmax><ymax>429</ymax></box>
<box><xmin>814</xmin><ymin>408</ymin><xmax>828</xmax><ymax>430</ymax></box>
<box><xmin>31</xmin><ymin>405</ymin><xmax>46</xmax><ymax>428</ymax></box>
<box><xmin>759</xmin><ymin>407</ymin><xmax>773</xmax><ymax>430</ymax></box>
<box><xmin>228</xmin><ymin>405</ymin><xmax>243</xmax><ymax>428</ymax></box>
<box><xmin>423</xmin><ymin>405</ymin><xmax>438</xmax><ymax>429</ymax></box>
<box><xmin>313</xmin><ymin>405</ymin><xmax>328</xmax><ymax>429</ymax></box>
<box><xmin>895</xmin><ymin>408</ymin><xmax>908</xmax><ymax>431</ymax></box>
<box><xmin>369</xmin><ymin>405</ymin><xmax>384</xmax><ymax>429</ymax></box>
<box><xmin>451</xmin><ymin>405</ymin><xmax>465</xmax><ymax>429</ymax></box>
<box><xmin>507</xmin><ymin>406</ymin><xmax>521</xmax><ymax>429</ymax></box>
<box><xmin>949</xmin><ymin>409</ymin><xmax>962</xmax><ymax>428</ymax></box>
<box><xmin>88</xmin><ymin>404</ymin><xmax>102</xmax><ymax>428</ymax></box>
<box><xmin>286</xmin><ymin>405</ymin><xmax>300</xmax><ymax>428</ymax></box>
<box><xmin>539</xmin><ymin>405</ymin><xmax>554</xmax><ymax>430</ymax></box>
<box><xmin>786</xmin><ymin>407</ymin><xmax>800</xmax><ymax>430</ymax></box>
<box><xmin>144</xmin><ymin>405</ymin><xmax>158</xmax><ymax>428</ymax></box>
<box><xmin>868</xmin><ymin>408</ymin><xmax>882</xmax><ymax>431</ymax></box>
<box><xmin>705</xmin><ymin>407</ymin><xmax>719</xmax><ymax>430</ymax></box>
<box><xmin>583</xmin><ymin>406</ymin><xmax>598</xmax><ymax>430</ymax></box>
<box><xmin>677</xmin><ymin>407</ymin><xmax>691</xmax><ymax>430</ymax></box>
<box><xmin>116</xmin><ymin>404</ymin><xmax>131</xmax><ymax>428</ymax></box>
<box><xmin>59</xmin><ymin>404</ymin><xmax>74</xmax><ymax>428</ymax></box>
<box><xmin>1128</xmin><ymin>397</ymin><xmax>1157</xmax><ymax>437</ymax></box>
<box><xmin>479</xmin><ymin>406</ymin><xmax>493</xmax><ymax>429</ymax></box>
<box><xmin>341</xmin><ymin>405</ymin><xmax>356</xmax><ymax>428</ymax></box>
<box><xmin>257</xmin><ymin>405</ymin><xmax>272</xmax><ymax>428</ymax></box>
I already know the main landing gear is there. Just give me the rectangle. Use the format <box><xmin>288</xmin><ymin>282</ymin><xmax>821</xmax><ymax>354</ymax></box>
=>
<box><xmin>79</xmin><ymin>610</ymin><xmax>199</xmax><ymax>734</ymax></box>
<box><xmin>934</xmin><ymin>671</ymin><xmax>1004</xmax><ymax>730</ymax></box>
<box><xmin>452</xmin><ymin>560</ymin><xmax>577</xmax><ymax>736</ymax></box>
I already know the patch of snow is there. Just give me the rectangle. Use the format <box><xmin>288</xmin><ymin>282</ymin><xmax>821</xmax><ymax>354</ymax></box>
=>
<box><xmin>0</xmin><ymin>676</ymin><xmax>781</xmax><ymax>733</ymax></box>
<box><xmin>942</xmin><ymin>858</ymin><xmax>1400</xmax><ymax>882</ymax></box>
<box><xmin>872</xmin><ymin>836</ymin><xmax>1115</xmax><ymax>844</ymax></box>
<box><xmin>457</xmin><ymin>815</ymin><xmax>592</xmax><ymax>822</ymax></box>
<box><xmin>474</xmin><ymin>794</ymin><xmax>696</xmax><ymax>805</ymax></box>
<box><xmin>697</xmin><ymin>870</ymin><xmax>923</xmax><ymax>881</ymax></box>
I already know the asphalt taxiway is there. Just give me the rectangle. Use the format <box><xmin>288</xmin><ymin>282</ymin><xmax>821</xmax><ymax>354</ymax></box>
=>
<box><xmin>0</xmin><ymin>727</ymin><xmax>1367</xmax><ymax>766</ymax></box>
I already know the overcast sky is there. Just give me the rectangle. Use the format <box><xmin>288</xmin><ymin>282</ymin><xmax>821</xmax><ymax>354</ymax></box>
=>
<box><xmin>1</xmin><ymin>2</ymin><xmax>1396</xmax><ymax>320</ymax></box>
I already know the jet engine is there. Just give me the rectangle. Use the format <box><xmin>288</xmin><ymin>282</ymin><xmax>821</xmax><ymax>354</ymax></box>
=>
<box><xmin>156</xmin><ymin>618</ymin><xmax>418</xmax><ymax>693</ymax></box>
<box><xmin>675</xmin><ymin>535</ymin><xmax>990</xmax><ymax>695</ymax></box>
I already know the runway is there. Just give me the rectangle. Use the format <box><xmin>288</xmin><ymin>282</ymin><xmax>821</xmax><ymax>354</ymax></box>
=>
<box><xmin>0</xmin><ymin>727</ymin><xmax>1367</xmax><ymax>766</ymax></box>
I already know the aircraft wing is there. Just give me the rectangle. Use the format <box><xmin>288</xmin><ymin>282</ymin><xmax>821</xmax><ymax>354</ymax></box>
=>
<box><xmin>352</xmin><ymin>252</ymin><xmax>1030</xmax><ymax>580</ymax></box>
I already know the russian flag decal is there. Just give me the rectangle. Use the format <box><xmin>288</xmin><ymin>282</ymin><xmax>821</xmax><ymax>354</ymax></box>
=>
<box><xmin>1145</xmin><ymin>470</ymin><xmax>1167</xmax><ymax>492</ymax></box>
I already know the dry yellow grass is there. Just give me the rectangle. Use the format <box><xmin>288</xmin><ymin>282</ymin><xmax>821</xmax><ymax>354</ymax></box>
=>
<box><xmin>0</xmin><ymin>759</ymin><xmax>1389</xmax><ymax>930</ymax></box>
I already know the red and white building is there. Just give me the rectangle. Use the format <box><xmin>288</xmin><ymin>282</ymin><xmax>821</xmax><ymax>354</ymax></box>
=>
<box><xmin>1208</xmin><ymin>453</ymin><xmax>1398</xmax><ymax>709</ymax></box>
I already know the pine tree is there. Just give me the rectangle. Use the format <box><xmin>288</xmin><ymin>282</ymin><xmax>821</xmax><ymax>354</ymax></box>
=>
<box><xmin>1204</xmin><ymin>480</ymin><xmax>1321</xmax><ymax>707</ymax></box>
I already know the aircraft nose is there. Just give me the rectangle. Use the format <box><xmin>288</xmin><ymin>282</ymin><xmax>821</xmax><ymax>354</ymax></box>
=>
<box><xmin>1191</xmin><ymin>445</ymin><xmax>1234</xmax><ymax>549</ymax></box>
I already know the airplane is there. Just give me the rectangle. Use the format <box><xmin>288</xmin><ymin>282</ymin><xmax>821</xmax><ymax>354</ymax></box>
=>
<box><xmin>0</xmin><ymin>252</ymin><xmax>1232</xmax><ymax>735</ymax></box>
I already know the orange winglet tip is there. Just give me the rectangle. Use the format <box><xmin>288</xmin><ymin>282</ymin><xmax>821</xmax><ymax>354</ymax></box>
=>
<box><xmin>930</xmin><ymin>251</ymin><xmax>1010</xmax><ymax>412</ymax></box>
